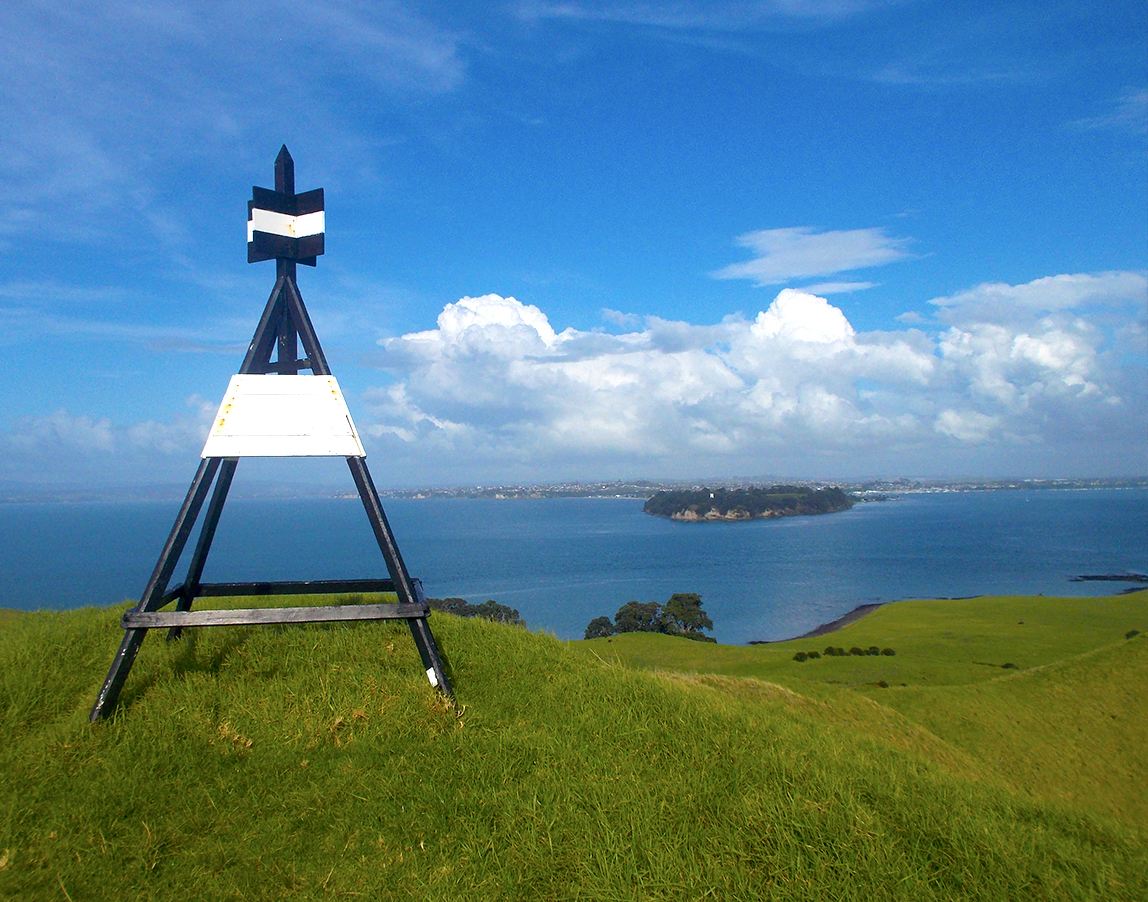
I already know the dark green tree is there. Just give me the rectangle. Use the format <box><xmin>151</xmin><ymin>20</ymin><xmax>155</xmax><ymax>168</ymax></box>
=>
<box><xmin>612</xmin><ymin>601</ymin><xmax>665</xmax><ymax>634</ymax></box>
<box><xmin>662</xmin><ymin>593</ymin><xmax>714</xmax><ymax>641</ymax></box>
<box><xmin>584</xmin><ymin>616</ymin><xmax>615</xmax><ymax>639</ymax></box>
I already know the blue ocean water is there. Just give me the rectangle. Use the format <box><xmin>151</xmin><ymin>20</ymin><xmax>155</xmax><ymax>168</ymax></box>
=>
<box><xmin>1</xmin><ymin>488</ymin><xmax>1144</xmax><ymax>644</ymax></box>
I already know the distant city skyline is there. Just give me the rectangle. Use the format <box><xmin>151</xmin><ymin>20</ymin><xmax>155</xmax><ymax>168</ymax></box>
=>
<box><xmin>1</xmin><ymin>1</ymin><xmax>1145</xmax><ymax>490</ymax></box>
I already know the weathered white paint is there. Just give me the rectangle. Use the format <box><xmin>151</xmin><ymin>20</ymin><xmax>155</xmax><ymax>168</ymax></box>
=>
<box><xmin>201</xmin><ymin>374</ymin><xmax>366</xmax><ymax>458</ymax></box>
<box><xmin>426</xmin><ymin>667</ymin><xmax>439</xmax><ymax>688</ymax></box>
<box><xmin>247</xmin><ymin>208</ymin><xmax>325</xmax><ymax>241</ymax></box>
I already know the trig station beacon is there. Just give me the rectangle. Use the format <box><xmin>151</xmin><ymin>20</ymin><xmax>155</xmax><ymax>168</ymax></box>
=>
<box><xmin>90</xmin><ymin>146</ymin><xmax>452</xmax><ymax>721</ymax></box>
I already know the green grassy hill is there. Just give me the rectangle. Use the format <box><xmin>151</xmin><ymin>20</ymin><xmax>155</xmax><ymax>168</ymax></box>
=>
<box><xmin>581</xmin><ymin>591</ymin><xmax>1148</xmax><ymax>829</ymax></box>
<box><xmin>2</xmin><ymin>593</ymin><xmax>1146</xmax><ymax>900</ymax></box>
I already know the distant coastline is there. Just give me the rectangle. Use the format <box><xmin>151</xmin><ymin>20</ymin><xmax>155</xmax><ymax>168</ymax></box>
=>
<box><xmin>2</xmin><ymin>475</ymin><xmax>1145</xmax><ymax>505</ymax></box>
<box><xmin>379</xmin><ymin>475</ymin><xmax>1148</xmax><ymax>502</ymax></box>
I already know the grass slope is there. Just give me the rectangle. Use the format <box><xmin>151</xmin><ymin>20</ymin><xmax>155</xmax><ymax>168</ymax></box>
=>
<box><xmin>582</xmin><ymin>591</ymin><xmax>1148</xmax><ymax>830</ymax></box>
<box><xmin>0</xmin><ymin>596</ymin><xmax>1145</xmax><ymax>900</ymax></box>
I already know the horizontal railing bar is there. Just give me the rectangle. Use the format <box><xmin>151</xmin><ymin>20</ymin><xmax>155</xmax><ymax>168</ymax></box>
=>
<box><xmin>193</xmin><ymin>579</ymin><xmax>397</xmax><ymax>598</ymax></box>
<box><xmin>123</xmin><ymin>602</ymin><xmax>427</xmax><ymax>630</ymax></box>
<box><xmin>160</xmin><ymin>586</ymin><xmax>186</xmax><ymax>606</ymax></box>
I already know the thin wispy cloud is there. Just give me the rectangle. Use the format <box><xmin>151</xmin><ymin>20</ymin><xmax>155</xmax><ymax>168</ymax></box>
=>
<box><xmin>518</xmin><ymin>1</ymin><xmax>888</xmax><ymax>29</ymax></box>
<box><xmin>871</xmin><ymin>62</ymin><xmax>1028</xmax><ymax>86</ymax></box>
<box><xmin>1071</xmin><ymin>88</ymin><xmax>1148</xmax><ymax>135</ymax></box>
<box><xmin>802</xmin><ymin>280</ymin><xmax>879</xmax><ymax>295</ymax></box>
<box><xmin>0</xmin><ymin>278</ymin><xmax>251</xmax><ymax>349</ymax></box>
<box><xmin>0</xmin><ymin>1</ymin><xmax>465</xmax><ymax>242</ymax></box>
<box><xmin>712</xmin><ymin>226</ymin><xmax>911</xmax><ymax>287</ymax></box>
<box><xmin>928</xmin><ymin>272</ymin><xmax>1148</xmax><ymax>321</ymax></box>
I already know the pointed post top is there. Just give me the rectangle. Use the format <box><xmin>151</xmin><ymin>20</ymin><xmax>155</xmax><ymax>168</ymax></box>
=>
<box><xmin>275</xmin><ymin>145</ymin><xmax>294</xmax><ymax>195</ymax></box>
<box><xmin>249</xmin><ymin>146</ymin><xmax>323</xmax><ymax>266</ymax></box>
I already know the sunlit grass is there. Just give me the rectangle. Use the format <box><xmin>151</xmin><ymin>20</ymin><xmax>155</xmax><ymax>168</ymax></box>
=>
<box><xmin>581</xmin><ymin>590</ymin><xmax>1148</xmax><ymax>829</ymax></box>
<box><xmin>0</xmin><ymin>594</ymin><xmax>1145</xmax><ymax>900</ymax></box>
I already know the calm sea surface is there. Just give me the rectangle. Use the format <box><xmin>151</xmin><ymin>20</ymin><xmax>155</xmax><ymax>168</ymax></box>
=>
<box><xmin>1</xmin><ymin>488</ymin><xmax>1144</xmax><ymax>644</ymax></box>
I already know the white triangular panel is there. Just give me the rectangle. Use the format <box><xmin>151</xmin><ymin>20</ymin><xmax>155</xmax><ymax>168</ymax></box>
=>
<box><xmin>201</xmin><ymin>375</ymin><xmax>366</xmax><ymax>458</ymax></box>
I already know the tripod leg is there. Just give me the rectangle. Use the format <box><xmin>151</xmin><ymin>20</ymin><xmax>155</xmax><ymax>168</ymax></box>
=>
<box><xmin>90</xmin><ymin>458</ymin><xmax>220</xmax><ymax>721</ymax></box>
<box><xmin>407</xmin><ymin>617</ymin><xmax>453</xmax><ymax>696</ymax></box>
<box><xmin>167</xmin><ymin>458</ymin><xmax>238</xmax><ymax>641</ymax></box>
<box><xmin>346</xmin><ymin>456</ymin><xmax>454</xmax><ymax>700</ymax></box>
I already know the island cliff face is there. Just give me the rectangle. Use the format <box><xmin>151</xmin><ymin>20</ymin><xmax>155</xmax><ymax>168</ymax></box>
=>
<box><xmin>643</xmin><ymin>486</ymin><xmax>854</xmax><ymax>522</ymax></box>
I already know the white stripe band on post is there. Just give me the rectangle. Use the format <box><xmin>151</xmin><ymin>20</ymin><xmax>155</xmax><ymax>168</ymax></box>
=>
<box><xmin>426</xmin><ymin>667</ymin><xmax>439</xmax><ymax>688</ymax></box>
<box><xmin>201</xmin><ymin>375</ymin><xmax>365</xmax><ymax>458</ymax></box>
<box><xmin>247</xmin><ymin>209</ymin><xmax>325</xmax><ymax>241</ymax></box>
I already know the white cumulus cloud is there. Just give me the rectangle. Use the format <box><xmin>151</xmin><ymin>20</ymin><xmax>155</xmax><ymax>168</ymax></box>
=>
<box><xmin>364</xmin><ymin>274</ymin><xmax>1143</xmax><ymax>479</ymax></box>
<box><xmin>750</xmin><ymin>288</ymin><xmax>855</xmax><ymax>342</ymax></box>
<box><xmin>7</xmin><ymin>272</ymin><xmax>1141</xmax><ymax>488</ymax></box>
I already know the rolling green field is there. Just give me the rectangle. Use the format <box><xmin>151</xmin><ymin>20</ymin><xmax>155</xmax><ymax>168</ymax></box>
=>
<box><xmin>1</xmin><ymin>591</ymin><xmax>1145</xmax><ymax>900</ymax></box>
<box><xmin>580</xmin><ymin>592</ymin><xmax>1148</xmax><ymax>827</ymax></box>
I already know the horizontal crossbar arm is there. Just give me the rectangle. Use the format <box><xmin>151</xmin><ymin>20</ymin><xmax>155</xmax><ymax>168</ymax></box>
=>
<box><xmin>194</xmin><ymin>579</ymin><xmax>397</xmax><ymax>598</ymax></box>
<box><xmin>123</xmin><ymin>602</ymin><xmax>427</xmax><ymax>630</ymax></box>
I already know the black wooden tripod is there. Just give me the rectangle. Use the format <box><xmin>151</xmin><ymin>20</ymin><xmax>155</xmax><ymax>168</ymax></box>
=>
<box><xmin>90</xmin><ymin>148</ymin><xmax>452</xmax><ymax>721</ymax></box>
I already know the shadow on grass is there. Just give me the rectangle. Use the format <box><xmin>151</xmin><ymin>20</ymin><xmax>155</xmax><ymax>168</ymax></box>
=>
<box><xmin>116</xmin><ymin>627</ymin><xmax>254</xmax><ymax>714</ymax></box>
<box><xmin>112</xmin><ymin>616</ymin><xmax>456</xmax><ymax>716</ymax></box>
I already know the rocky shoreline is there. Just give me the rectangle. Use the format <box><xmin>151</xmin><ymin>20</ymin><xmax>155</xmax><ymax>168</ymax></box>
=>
<box><xmin>670</xmin><ymin>508</ymin><xmax>784</xmax><ymax>522</ymax></box>
<box><xmin>748</xmin><ymin>602</ymin><xmax>885</xmax><ymax>645</ymax></box>
<box><xmin>748</xmin><ymin>580</ymin><xmax>1148</xmax><ymax>644</ymax></box>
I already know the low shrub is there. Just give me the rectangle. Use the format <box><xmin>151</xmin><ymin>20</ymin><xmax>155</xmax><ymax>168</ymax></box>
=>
<box><xmin>430</xmin><ymin>597</ymin><xmax>525</xmax><ymax>626</ymax></box>
<box><xmin>881</xmin><ymin>648</ymin><xmax>895</xmax><ymax>656</ymax></box>
<box><xmin>1002</xmin><ymin>662</ymin><xmax>1017</xmax><ymax>670</ymax></box>
<box><xmin>807</xmin><ymin>650</ymin><xmax>820</xmax><ymax>659</ymax></box>
<box><xmin>793</xmin><ymin>651</ymin><xmax>808</xmax><ymax>662</ymax></box>
<box><xmin>849</xmin><ymin>647</ymin><xmax>865</xmax><ymax>656</ymax></box>
<box><xmin>824</xmin><ymin>646</ymin><xmax>837</xmax><ymax>656</ymax></box>
<box><xmin>1126</xmin><ymin>629</ymin><xmax>1141</xmax><ymax>639</ymax></box>
<box><xmin>867</xmin><ymin>646</ymin><xmax>880</xmax><ymax>656</ymax></box>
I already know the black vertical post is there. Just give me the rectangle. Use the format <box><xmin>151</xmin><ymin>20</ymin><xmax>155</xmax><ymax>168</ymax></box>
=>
<box><xmin>276</xmin><ymin>259</ymin><xmax>298</xmax><ymax>375</ymax></box>
<box><xmin>90</xmin><ymin>457</ymin><xmax>221</xmax><ymax>721</ymax></box>
<box><xmin>276</xmin><ymin>318</ymin><xmax>298</xmax><ymax>374</ymax></box>
<box><xmin>275</xmin><ymin>144</ymin><xmax>294</xmax><ymax>195</ymax></box>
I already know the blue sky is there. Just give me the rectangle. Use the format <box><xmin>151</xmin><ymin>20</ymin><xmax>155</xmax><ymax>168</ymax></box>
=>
<box><xmin>1</xmin><ymin>0</ymin><xmax>1145</xmax><ymax>491</ymax></box>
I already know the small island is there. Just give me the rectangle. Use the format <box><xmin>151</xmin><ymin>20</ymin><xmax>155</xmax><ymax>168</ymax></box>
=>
<box><xmin>643</xmin><ymin>485</ymin><xmax>854</xmax><ymax>522</ymax></box>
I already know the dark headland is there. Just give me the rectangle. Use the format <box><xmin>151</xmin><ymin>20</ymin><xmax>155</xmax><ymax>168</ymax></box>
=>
<box><xmin>643</xmin><ymin>485</ymin><xmax>854</xmax><ymax>522</ymax></box>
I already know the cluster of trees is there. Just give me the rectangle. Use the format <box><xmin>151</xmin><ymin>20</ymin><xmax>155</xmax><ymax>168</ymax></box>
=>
<box><xmin>584</xmin><ymin>593</ymin><xmax>715</xmax><ymax>642</ymax></box>
<box><xmin>643</xmin><ymin>485</ymin><xmax>853</xmax><ymax>520</ymax></box>
<box><xmin>428</xmin><ymin>597</ymin><xmax>525</xmax><ymax>627</ymax></box>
